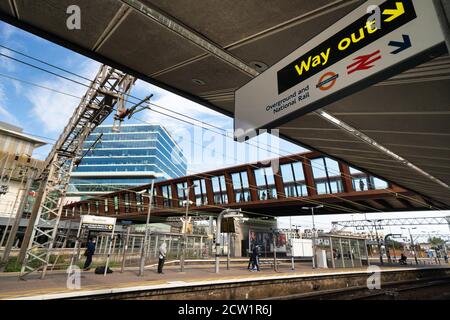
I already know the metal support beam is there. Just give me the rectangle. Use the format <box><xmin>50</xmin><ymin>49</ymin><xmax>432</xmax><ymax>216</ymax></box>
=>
<box><xmin>0</xmin><ymin>167</ymin><xmax>36</xmax><ymax>270</ymax></box>
<box><xmin>19</xmin><ymin>65</ymin><xmax>136</xmax><ymax>278</ymax></box>
<box><xmin>120</xmin><ymin>0</ymin><xmax>259</xmax><ymax>78</ymax></box>
<box><xmin>433</xmin><ymin>0</ymin><xmax>450</xmax><ymax>52</ymax></box>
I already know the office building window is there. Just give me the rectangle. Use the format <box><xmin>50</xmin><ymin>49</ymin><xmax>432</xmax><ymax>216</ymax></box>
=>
<box><xmin>104</xmin><ymin>199</ymin><xmax>109</xmax><ymax>213</ymax></box>
<box><xmin>231</xmin><ymin>171</ymin><xmax>251</xmax><ymax>203</ymax></box>
<box><xmin>193</xmin><ymin>179</ymin><xmax>208</xmax><ymax>206</ymax></box>
<box><xmin>254</xmin><ymin>167</ymin><xmax>277</xmax><ymax>200</ymax></box>
<box><xmin>310</xmin><ymin>157</ymin><xmax>344</xmax><ymax>194</ymax></box>
<box><xmin>211</xmin><ymin>175</ymin><xmax>228</xmax><ymax>204</ymax></box>
<box><xmin>280</xmin><ymin>162</ymin><xmax>308</xmax><ymax>197</ymax></box>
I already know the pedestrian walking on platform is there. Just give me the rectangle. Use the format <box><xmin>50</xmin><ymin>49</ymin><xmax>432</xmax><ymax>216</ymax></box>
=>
<box><xmin>158</xmin><ymin>242</ymin><xmax>167</xmax><ymax>274</ymax></box>
<box><xmin>247</xmin><ymin>247</ymin><xmax>254</xmax><ymax>270</ymax></box>
<box><xmin>83</xmin><ymin>238</ymin><xmax>96</xmax><ymax>271</ymax></box>
<box><xmin>251</xmin><ymin>244</ymin><xmax>261</xmax><ymax>271</ymax></box>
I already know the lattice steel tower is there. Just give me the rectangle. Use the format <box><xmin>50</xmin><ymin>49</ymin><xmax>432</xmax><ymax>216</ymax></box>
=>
<box><xmin>19</xmin><ymin>65</ymin><xmax>136</xmax><ymax>279</ymax></box>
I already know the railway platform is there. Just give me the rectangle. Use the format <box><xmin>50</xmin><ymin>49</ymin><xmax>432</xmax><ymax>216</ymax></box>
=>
<box><xmin>0</xmin><ymin>260</ymin><xmax>449</xmax><ymax>300</ymax></box>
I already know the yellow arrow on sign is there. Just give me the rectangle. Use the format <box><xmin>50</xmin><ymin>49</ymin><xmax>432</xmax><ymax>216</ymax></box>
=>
<box><xmin>383</xmin><ymin>2</ymin><xmax>405</xmax><ymax>22</ymax></box>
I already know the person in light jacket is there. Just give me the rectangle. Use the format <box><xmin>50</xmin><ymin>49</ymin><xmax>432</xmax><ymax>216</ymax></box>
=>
<box><xmin>158</xmin><ymin>242</ymin><xmax>167</xmax><ymax>274</ymax></box>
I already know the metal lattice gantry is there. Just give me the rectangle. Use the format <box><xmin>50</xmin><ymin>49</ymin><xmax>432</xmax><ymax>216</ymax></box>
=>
<box><xmin>19</xmin><ymin>65</ymin><xmax>136</xmax><ymax>279</ymax></box>
<box><xmin>332</xmin><ymin>216</ymin><xmax>450</xmax><ymax>231</ymax></box>
<box><xmin>410</xmin><ymin>234</ymin><xmax>450</xmax><ymax>241</ymax></box>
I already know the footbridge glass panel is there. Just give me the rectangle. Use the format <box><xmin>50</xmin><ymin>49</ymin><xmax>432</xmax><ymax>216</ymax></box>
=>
<box><xmin>212</xmin><ymin>175</ymin><xmax>228</xmax><ymax>205</ymax></box>
<box><xmin>161</xmin><ymin>185</ymin><xmax>172</xmax><ymax>207</ymax></box>
<box><xmin>231</xmin><ymin>171</ymin><xmax>251</xmax><ymax>203</ymax></box>
<box><xmin>193</xmin><ymin>179</ymin><xmax>208</xmax><ymax>206</ymax></box>
<box><xmin>349</xmin><ymin>166</ymin><xmax>389</xmax><ymax>191</ymax></box>
<box><xmin>280</xmin><ymin>162</ymin><xmax>307</xmax><ymax>198</ymax></box>
<box><xmin>310</xmin><ymin>157</ymin><xmax>343</xmax><ymax>195</ymax></box>
<box><xmin>254</xmin><ymin>167</ymin><xmax>277</xmax><ymax>200</ymax></box>
<box><xmin>176</xmin><ymin>182</ymin><xmax>188</xmax><ymax>207</ymax></box>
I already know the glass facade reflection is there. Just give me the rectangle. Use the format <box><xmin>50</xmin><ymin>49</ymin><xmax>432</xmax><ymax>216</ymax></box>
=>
<box><xmin>212</xmin><ymin>175</ymin><xmax>228</xmax><ymax>205</ymax></box>
<box><xmin>349</xmin><ymin>166</ymin><xmax>389</xmax><ymax>191</ymax></box>
<box><xmin>254</xmin><ymin>167</ymin><xmax>277</xmax><ymax>200</ymax></box>
<box><xmin>177</xmin><ymin>182</ymin><xmax>188</xmax><ymax>207</ymax></box>
<box><xmin>310</xmin><ymin>157</ymin><xmax>344</xmax><ymax>195</ymax></box>
<box><xmin>280</xmin><ymin>162</ymin><xmax>307</xmax><ymax>197</ymax></box>
<box><xmin>231</xmin><ymin>171</ymin><xmax>251</xmax><ymax>203</ymax></box>
<box><xmin>69</xmin><ymin>124</ymin><xmax>187</xmax><ymax>196</ymax></box>
<box><xmin>161</xmin><ymin>184</ymin><xmax>172</xmax><ymax>207</ymax></box>
<box><xmin>193</xmin><ymin>179</ymin><xmax>208</xmax><ymax>206</ymax></box>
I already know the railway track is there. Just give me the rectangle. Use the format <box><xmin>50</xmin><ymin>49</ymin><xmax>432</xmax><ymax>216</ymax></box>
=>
<box><xmin>267</xmin><ymin>276</ymin><xmax>450</xmax><ymax>300</ymax></box>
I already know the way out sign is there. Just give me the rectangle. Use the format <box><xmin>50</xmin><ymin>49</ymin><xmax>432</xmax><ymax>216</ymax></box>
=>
<box><xmin>234</xmin><ymin>0</ymin><xmax>448</xmax><ymax>140</ymax></box>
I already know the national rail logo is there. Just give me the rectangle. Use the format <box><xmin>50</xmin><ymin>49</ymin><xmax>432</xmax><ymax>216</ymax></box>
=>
<box><xmin>347</xmin><ymin>50</ymin><xmax>382</xmax><ymax>74</ymax></box>
<box><xmin>316</xmin><ymin>72</ymin><xmax>339</xmax><ymax>91</ymax></box>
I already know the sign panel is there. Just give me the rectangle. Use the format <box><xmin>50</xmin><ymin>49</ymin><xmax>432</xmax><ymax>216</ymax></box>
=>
<box><xmin>235</xmin><ymin>0</ymin><xmax>447</xmax><ymax>139</ymax></box>
<box><xmin>81</xmin><ymin>215</ymin><xmax>116</xmax><ymax>231</ymax></box>
<box><xmin>287</xmin><ymin>239</ymin><xmax>313</xmax><ymax>257</ymax></box>
<box><xmin>221</xmin><ymin>217</ymin><xmax>237</xmax><ymax>233</ymax></box>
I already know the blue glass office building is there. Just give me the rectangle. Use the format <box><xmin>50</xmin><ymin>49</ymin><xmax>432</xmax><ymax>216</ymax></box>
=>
<box><xmin>69</xmin><ymin>124</ymin><xmax>187</xmax><ymax>196</ymax></box>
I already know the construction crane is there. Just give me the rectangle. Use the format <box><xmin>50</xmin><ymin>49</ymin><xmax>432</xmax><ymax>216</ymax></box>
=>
<box><xmin>14</xmin><ymin>65</ymin><xmax>138</xmax><ymax>279</ymax></box>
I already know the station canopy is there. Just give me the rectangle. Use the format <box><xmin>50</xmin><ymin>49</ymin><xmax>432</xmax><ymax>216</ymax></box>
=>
<box><xmin>1</xmin><ymin>0</ymin><xmax>449</xmax><ymax>208</ymax></box>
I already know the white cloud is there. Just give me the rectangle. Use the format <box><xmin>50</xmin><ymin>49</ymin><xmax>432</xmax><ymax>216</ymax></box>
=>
<box><xmin>0</xmin><ymin>83</ymin><xmax>20</xmax><ymax>125</ymax></box>
<box><xmin>0</xmin><ymin>23</ymin><xmax>19</xmax><ymax>72</ymax></box>
<box><xmin>0</xmin><ymin>47</ymin><xmax>16</xmax><ymax>72</ymax></box>
<box><xmin>26</xmin><ymin>59</ymin><xmax>100</xmax><ymax>133</ymax></box>
<box><xmin>0</xmin><ymin>23</ymin><xmax>16</xmax><ymax>40</ymax></box>
<box><xmin>134</xmin><ymin>80</ymin><xmax>228</xmax><ymax>132</ymax></box>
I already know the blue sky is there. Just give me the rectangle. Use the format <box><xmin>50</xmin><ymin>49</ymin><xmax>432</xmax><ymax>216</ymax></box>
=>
<box><xmin>0</xmin><ymin>20</ymin><xmax>305</xmax><ymax>172</ymax></box>
<box><xmin>0</xmin><ymin>20</ymin><xmax>449</xmax><ymax>239</ymax></box>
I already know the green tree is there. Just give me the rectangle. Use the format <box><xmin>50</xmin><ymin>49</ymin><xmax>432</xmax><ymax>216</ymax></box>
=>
<box><xmin>428</xmin><ymin>237</ymin><xmax>445</xmax><ymax>247</ymax></box>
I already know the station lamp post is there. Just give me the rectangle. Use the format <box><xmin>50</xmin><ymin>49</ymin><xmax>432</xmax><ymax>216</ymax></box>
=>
<box><xmin>301</xmin><ymin>205</ymin><xmax>323</xmax><ymax>269</ymax></box>
<box><xmin>180</xmin><ymin>184</ymin><xmax>197</xmax><ymax>272</ymax></box>
<box><xmin>138</xmin><ymin>180</ymin><xmax>155</xmax><ymax>277</ymax></box>
<box><xmin>401</xmin><ymin>227</ymin><xmax>418</xmax><ymax>265</ymax></box>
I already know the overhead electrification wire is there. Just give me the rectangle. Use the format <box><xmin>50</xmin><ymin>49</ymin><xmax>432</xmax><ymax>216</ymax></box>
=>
<box><xmin>0</xmin><ymin>52</ymin><xmax>91</xmax><ymax>89</ymax></box>
<box><xmin>0</xmin><ymin>45</ymin><xmax>438</xmax><ymax>211</ymax></box>
<box><xmin>0</xmin><ymin>52</ymin><xmax>372</xmax><ymax>221</ymax></box>
<box><xmin>0</xmin><ymin>72</ymin><xmax>83</xmax><ymax>99</ymax></box>
<box><xmin>0</xmin><ymin>44</ymin><xmax>93</xmax><ymax>82</ymax></box>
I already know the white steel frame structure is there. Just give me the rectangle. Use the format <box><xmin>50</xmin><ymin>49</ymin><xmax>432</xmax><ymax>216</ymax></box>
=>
<box><xmin>19</xmin><ymin>65</ymin><xmax>135</xmax><ymax>279</ymax></box>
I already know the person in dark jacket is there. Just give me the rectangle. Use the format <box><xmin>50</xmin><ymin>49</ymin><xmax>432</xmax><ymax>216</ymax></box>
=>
<box><xmin>247</xmin><ymin>246</ymin><xmax>254</xmax><ymax>270</ymax></box>
<box><xmin>251</xmin><ymin>244</ymin><xmax>261</xmax><ymax>271</ymax></box>
<box><xmin>83</xmin><ymin>238</ymin><xmax>96</xmax><ymax>270</ymax></box>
